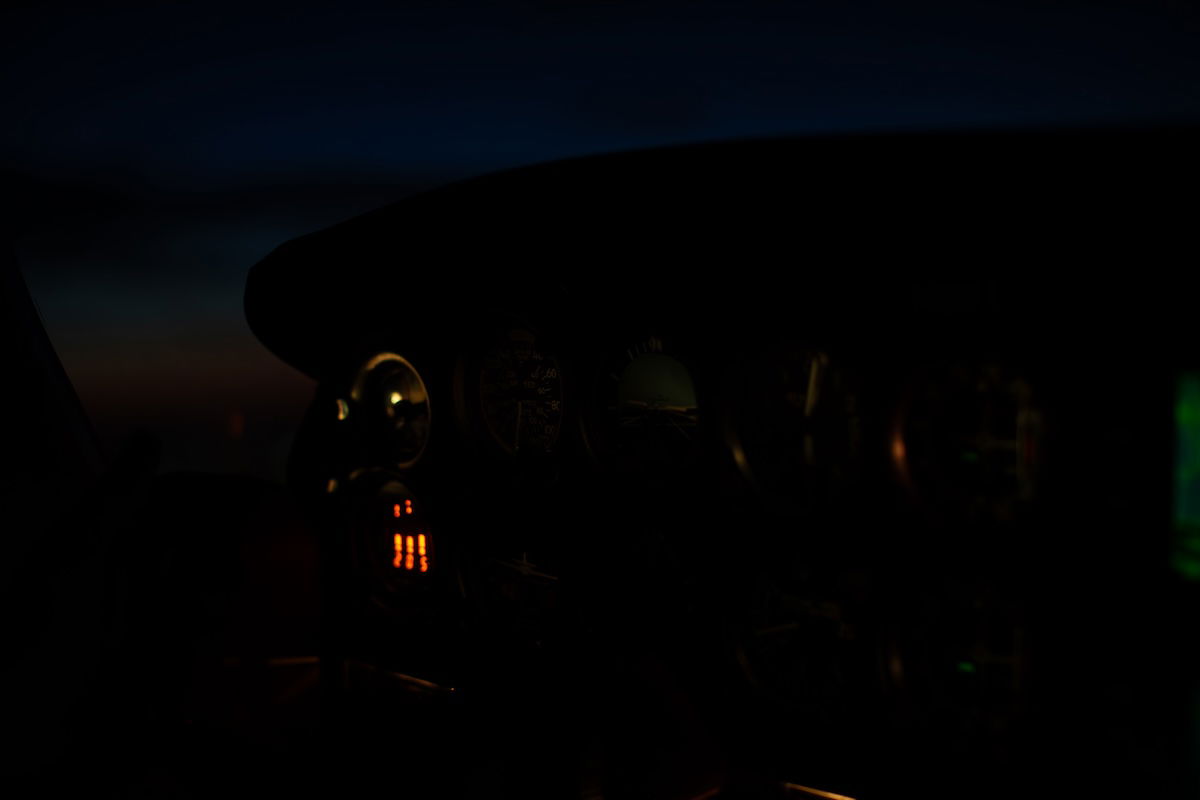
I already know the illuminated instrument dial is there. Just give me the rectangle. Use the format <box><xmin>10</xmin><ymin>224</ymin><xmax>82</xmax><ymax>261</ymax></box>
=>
<box><xmin>894</xmin><ymin>364</ymin><xmax>1043</xmax><ymax>521</ymax></box>
<box><xmin>733</xmin><ymin>575</ymin><xmax>864</xmax><ymax>712</ymax></box>
<box><xmin>351</xmin><ymin>352</ymin><xmax>432</xmax><ymax>469</ymax></box>
<box><xmin>727</xmin><ymin>346</ymin><xmax>860</xmax><ymax>511</ymax></box>
<box><xmin>478</xmin><ymin>329</ymin><xmax>564</xmax><ymax>455</ymax></box>
<box><xmin>601</xmin><ymin>336</ymin><xmax>700</xmax><ymax>471</ymax></box>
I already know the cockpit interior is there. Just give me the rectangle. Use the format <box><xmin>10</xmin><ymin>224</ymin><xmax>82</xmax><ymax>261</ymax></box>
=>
<box><xmin>7</xmin><ymin>127</ymin><xmax>1200</xmax><ymax>798</ymax></box>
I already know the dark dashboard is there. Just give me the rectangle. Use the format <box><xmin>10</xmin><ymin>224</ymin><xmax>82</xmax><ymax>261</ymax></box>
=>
<box><xmin>244</xmin><ymin>129</ymin><xmax>1200</xmax><ymax>798</ymax></box>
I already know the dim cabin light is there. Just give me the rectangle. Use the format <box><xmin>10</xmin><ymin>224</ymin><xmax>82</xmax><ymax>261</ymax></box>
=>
<box><xmin>731</xmin><ymin>441</ymin><xmax>750</xmax><ymax>472</ymax></box>
<box><xmin>891</xmin><ymin>429</ymin><xmax>911</xmax><ymax>486</ymax></box>
<box><xmin>783</xmin><ymin>783</ymin><xmax>857</xmax><ymax>800</ymax></box>
<box><xmin>390</xmin><ymin>391</ymin><xmax>403</xmax><ymax>405</ymax></box>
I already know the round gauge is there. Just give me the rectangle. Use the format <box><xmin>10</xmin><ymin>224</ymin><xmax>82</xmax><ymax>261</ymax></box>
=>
<box><xmin>881</xmin><ymin>579</ymin><xmax>1030</xmax><ymax>765</ymax></box>
<box><xmin>727</xmin><ymin>346</ymin><xmax>860</xmax><ymax>512</ymax></box>
<box><xmin>478</xmin><ymin>329</ymin><xmax>564</xmax><ymax>455</ymax></box>
<box><xmin>894</xmin><ymin>363</ymin><xmax>1043</xmax><ymax>521</ymax></box>
<box><xmin>351</xmin><ymin>353</ymin><xmax>432</xmax><ymax>468</ymax></box>
<box><xmin>731</xmin><ymin>574</ymin><xmax>870</xmax><ymax>713</ymax></box>
<box><xmin>597</xmin><ymin>336</ymin><xmax>700</xmax><ymax>472</ymax></box>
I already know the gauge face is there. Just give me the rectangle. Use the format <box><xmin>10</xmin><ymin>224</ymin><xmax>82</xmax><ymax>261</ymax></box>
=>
<box><xmin>896</xmin><ymin>364</ymin><xmax>1042</xmax><ymax>521</ymax></box>
<box><xmin>601</xmin><ymin>336</ymin><xmax>700</xmax><ymax>471</ymax></box>
<box><xmin>478</xmin><ymin>329</ymin><xmax>563</xmax><ymax>455</ymax></box>
<box><xmin>728</xmin><ymin>347</ymin><xmax>860</xmax><ymax>510</ymax></box>
<box><xmin>733</xmin><ymin>575</ymin><xmax>865</xmax><ymax>713</ymax></box>
<box><xmin>352</xmin><ymin>353</ymin><xmax>432</xmax><ymax>468</ymax></box>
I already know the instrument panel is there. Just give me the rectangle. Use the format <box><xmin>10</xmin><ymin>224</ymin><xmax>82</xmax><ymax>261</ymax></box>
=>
<box><xmin>249</xmin><ymin>131</ymin><xmax>1198</xmax><ymax>799</ymax></box>
<box><xmin>318</xmin><ymin>332</ymin><xmax>1047</xmax><ymax>516</ymax></box>
<box><xmin>290</xmin><ymin>297</ymin><xmax>1058</xmax><ymax>796</ymax></box>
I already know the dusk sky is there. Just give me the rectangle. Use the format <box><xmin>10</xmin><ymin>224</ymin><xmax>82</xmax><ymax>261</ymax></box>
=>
<box><xmin>5</xmin><ymin>0</ymin><xmax>1198</xmax><ymax>479</ymax></box>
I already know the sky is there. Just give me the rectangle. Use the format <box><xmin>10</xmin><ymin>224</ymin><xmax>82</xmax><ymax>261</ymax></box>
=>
<box><xmin>4</xmin><ymin>0</ymin><xmax>1198</xmax><ymax>480</ymax></box>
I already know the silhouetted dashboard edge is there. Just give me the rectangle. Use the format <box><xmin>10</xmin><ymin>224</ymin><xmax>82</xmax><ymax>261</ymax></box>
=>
<box><xmin>245</xmin><ymin>127</ymin><xmax>1196</xmax><ymax>384</ymax></box>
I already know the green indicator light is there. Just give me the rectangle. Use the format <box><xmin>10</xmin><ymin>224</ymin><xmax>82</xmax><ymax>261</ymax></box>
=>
<box><xmin>957</xmin><ymin>661</ymin><xmax>977</xmax><ymax>674</ymax></box>
<box><xmin>1171</xmin><ymin>553</ymin><xmax>1200</xmax><ymax>582</ymax></box>
<box><xmin>1177</xmin><ymin>525</ymin><xmax>1200</xmax><ymax>555</ymax></box>
<box><xmin>961</xmin><ymin>450</ymin><xmax>980</xmax><ymax>464</ymax></box>
<box><xmin>1175</xmin><ymin>372</ymin><xmax>1200</xmax><ymax>581</ymax></box>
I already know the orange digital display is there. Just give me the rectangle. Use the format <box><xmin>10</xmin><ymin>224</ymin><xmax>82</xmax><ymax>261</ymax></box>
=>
<box><xmin>391</xmin><ymin>526</ymin><xmax>432</xmax><ymax>573</ymax></box>
<box><xmin>386</xmin><ymin>495</ymin><xmax>430</xmax><ymax>574</ymax></box>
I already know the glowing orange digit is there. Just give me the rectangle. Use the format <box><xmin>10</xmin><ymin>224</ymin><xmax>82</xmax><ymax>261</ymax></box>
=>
<box><xmin>393</xmin><ymin>504</ymin><xmax>401</xmax><ymax>518</ymax></box>
<box><xmin>393</xmin><ymin>533</ymin><xmax>403</xmax><ymax>568</ymax></box>
<box><xmin>405</xmin><ymin>553</ymin><xmax>414</xmax><ymax>571</ymax></box>
<box><xmin>405</xmin><ymin>499</ymin><xmax>413</xmax><ymax>515</ymax></box>
<box><xmin>418</xmin><ymin>534</ymin><xmax>427</xmax><ymax>556</ymax></box>
<box><xmin>420</xmin><ymin>556</ymin><xmax>428</xmax><ymax>573</ymax></box>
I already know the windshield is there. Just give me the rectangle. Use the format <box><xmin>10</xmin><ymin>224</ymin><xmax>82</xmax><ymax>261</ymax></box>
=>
<box><xmin>7</xmin><ymin>0</ymin><xmax>1199</xmax><ymax>482</ymax></box>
